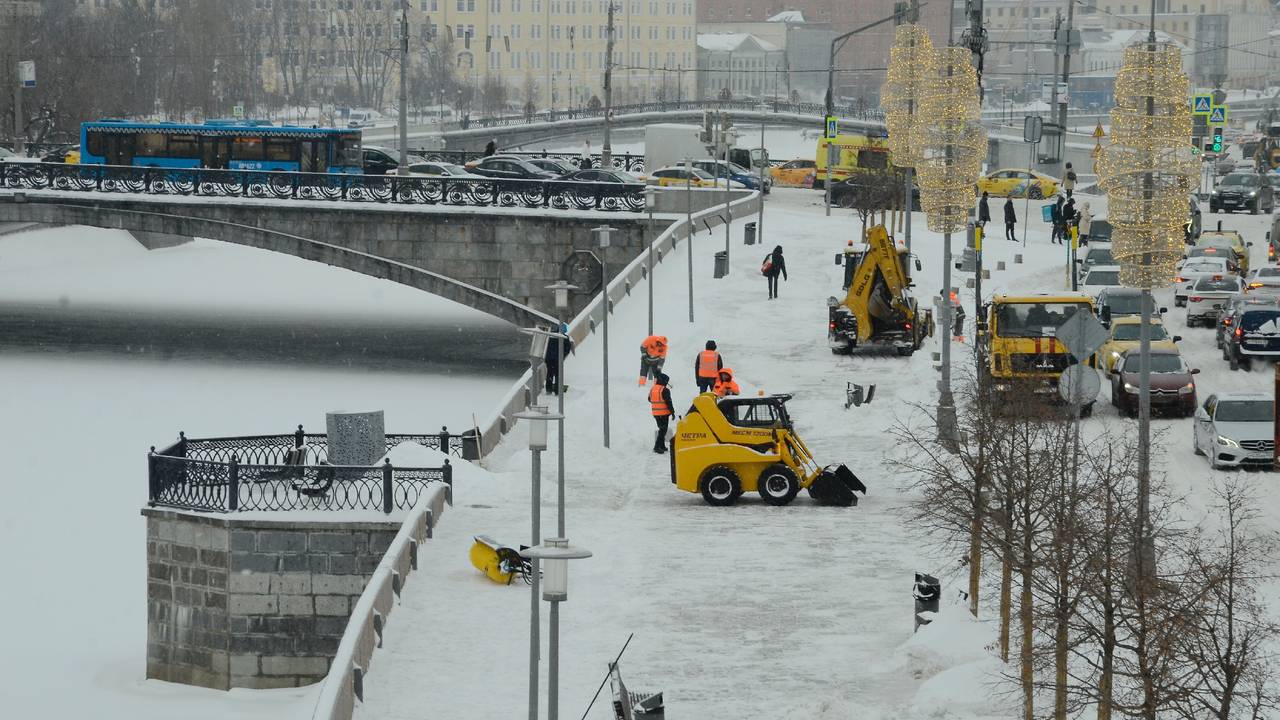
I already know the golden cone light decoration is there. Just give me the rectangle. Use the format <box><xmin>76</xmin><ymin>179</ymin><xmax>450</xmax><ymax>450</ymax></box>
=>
<box><xmin>882</xmin><ymin>24</ymin><xmax>934</xmax><ymax>168</ymax></box>
<box><xmin>910</xmin><ymin>47</ymin><xmax>987</xmax><ymax>235</ymax></box>
<box><xmin>1097</xmin><ymin>42</ymin><xmax>1198</xmax><ymax>289</ymax></box>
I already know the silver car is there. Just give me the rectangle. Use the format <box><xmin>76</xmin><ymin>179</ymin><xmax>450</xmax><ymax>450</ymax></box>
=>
<box><xmin>1192</xmin><ymin>393</ymin><xmax>1275</xmax><ymax>470</ymax></box>
<box><xmin>1186</xmin><ymin>274</ymin><xmax>1244</xmax><ymax>326</ymax></box>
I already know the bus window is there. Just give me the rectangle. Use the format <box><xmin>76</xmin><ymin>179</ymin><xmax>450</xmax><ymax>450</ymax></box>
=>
<box><xmin>85</xmin><ymin>130</ymin><xmax>106</xmax><ymax>158</ymax></box>
<box><xmin>335</xmin><ymin>134</ymin><xmax>362</xmax><ymax>169</ymax></box>
<box><xmin>136</xmin><ymin>132</ymin><xmax>167</xmax><ymax>157</ymax></box>
<box><xmin>232</xmin><ymin>136</ymin><xmax>264</xmax><ymax>160</ymax></box>
<box><xmin>265</xmin><ymin>138</ymin><xmax>296</xmax><ymax>163</ymax></box>
<box><xmin>167</xmin><ymin>133</ymin><xmax>198</xmax><ymax>159</ymax></box>
<box><xmin>202</xmin><ymin>137</ymin><xmax>230</xmax><ymax>169</ymax></box>
<box><xmin>299</xmin><ymin>141</ymin><xmax>321</xmax><ymax>173</ymax></box>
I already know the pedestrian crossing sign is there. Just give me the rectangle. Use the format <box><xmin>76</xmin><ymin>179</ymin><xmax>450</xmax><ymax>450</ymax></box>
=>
<box><xmin>1208</xmin><ymin>105</ymin><xmax>1228</xmax><ymax>125</ymax></box>
<box><xmin>824</xmin><ymin>115</ymin><xmax>838</xmax><ymax>139</ymax></box>
<box><xmin>1192</xmin><ymin>95</ymin><xmax>1212</xmax><ymax>115</ymax></box>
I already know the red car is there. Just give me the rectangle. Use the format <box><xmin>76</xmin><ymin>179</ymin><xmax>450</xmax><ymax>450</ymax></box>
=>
<box><xmin>1109</xmin><ymin>348</ymin><xmax>1199</xmax><ymax>417</ymax></box>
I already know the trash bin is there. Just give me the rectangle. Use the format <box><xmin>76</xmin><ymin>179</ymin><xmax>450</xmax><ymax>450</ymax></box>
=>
<box><xmin>913</xmin><ymin>572</ymin><xmax>941</xmax><ymax>632</ymax></box>
<box><xmin>713</xmin><ymin>251</ymin><xmax>728</xmax><ymax>278</ymax></box>
<box><xmin>460</xmin><ymin>428</ymin><xmax>482</xmax><ymax>461</ymax></box>
<box><xmin>744</xmin><ymin>221</ymin><xmax>757</xmax><ymax>245</ymax></box>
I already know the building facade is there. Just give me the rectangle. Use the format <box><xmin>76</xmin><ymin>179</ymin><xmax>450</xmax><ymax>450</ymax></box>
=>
<box><xmin>695</xmin><ymin>32</ymin><xmax>784</xmax><ymax>100</ymax></box>
<box><xmin>698</xmin><ymin>11</ymin><xmax>835</xmax><ymax>102</ymax></box>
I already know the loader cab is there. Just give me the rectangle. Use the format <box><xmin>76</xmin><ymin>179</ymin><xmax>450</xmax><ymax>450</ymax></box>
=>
<box><xmin>717</xmin><ymin>395</ymin><xmax>793</xmax><ymax>430</ymax></box>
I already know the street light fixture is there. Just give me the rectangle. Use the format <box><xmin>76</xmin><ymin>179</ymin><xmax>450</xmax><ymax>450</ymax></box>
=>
<box><xmin>544</xmin><ymin>280</ymin><xmax>577</xmax><ymax>537</ymax></box>
<box><xmin>521</xmin><ymin>538</ymin><xmax>593</xmax><ymax>720</ymax></box>
<box><xmin>511</xmin><ymin>405</ymin><xmax>564</xmax><ymax>720</ymax></box>
<box><xmin>592</xmin><ymin>225</ymin><xmax>614</xmax><ymax>449</ymax></box>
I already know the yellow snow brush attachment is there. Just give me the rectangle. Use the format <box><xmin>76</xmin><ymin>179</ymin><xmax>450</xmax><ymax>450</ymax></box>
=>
<box><xmin>470</xmin><ymin>535</ymin><xmax>532</xmax><ymax>585</ymax></box>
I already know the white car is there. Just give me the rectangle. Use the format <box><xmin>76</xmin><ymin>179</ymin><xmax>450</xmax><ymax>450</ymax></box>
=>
<box><xmin>1076</xmin><ymin>243</ymin><xmax>1114</xmax><ymax>282</ymax></box>
<box><xmin>1175</xmin><ymin>256</ymin><xmax>1234</xmax><ymax>307</ymax></box>
<box><xmin>1186</xmin><ymin>274</ymin><xmax>1245</xmax><ymax>326</ymax></box>
<box><xmin>1245</xmin><ymin>266</ymin><xmax>1280</xmax><ymax>292</ymax></box>
<box><xmin>1192</xmin><ymin>393</ymin><xmax>1275</xmax><ymax>470</ymax></box>
<box><xmin>1081</xmin><ymin>265</ymin><xmax>1122</xmax><ymax>296</ymax></box>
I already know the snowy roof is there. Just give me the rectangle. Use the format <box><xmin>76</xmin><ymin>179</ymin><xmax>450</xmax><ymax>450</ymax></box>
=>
<box><xmin>696</xmin><ymin>33</ymin><xmax>779</xmax><ymax>53</ymax></box>
<box><xmin>767</xmin><ymin>10</ymin><xmax>805</xmax><ymax>23</ymax></box>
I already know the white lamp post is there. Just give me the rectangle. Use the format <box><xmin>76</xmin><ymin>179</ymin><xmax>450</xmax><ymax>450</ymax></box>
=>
<box><xmin>544</xmin><ymin>281</ymin><xmax>576</xmax><ymax>538</ymax></box>
<box><xmin>511</xmin><ymin>405</ymin><xmax>563</xmax><ymax>720</ymax></box>
<box><xmin>641</xmin><ymin>187</ymin><xmax>658</xmax><ymax>336</ymax></box>
<box><xmin>521</xmin><ymin>538</ymin><xmax>593</xmax><ymax>720</ymax></box>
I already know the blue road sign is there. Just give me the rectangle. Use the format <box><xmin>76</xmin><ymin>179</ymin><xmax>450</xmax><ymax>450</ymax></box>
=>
<box><xmin>1192</xmin><ymin>95</ymin><xmax>1212</xmax><ymax>114</ymax></box>
<box><xmin>1209</xmin><ymin>105</ymin><xmax>1227</xmax><ymax>124</ymax></box>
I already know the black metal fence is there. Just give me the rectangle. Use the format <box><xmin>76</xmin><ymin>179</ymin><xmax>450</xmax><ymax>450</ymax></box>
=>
<box><xmin>0</xmin><ymin>161</ymin><xmax>646</xmax><ymax>212</ymax></box>
<box><xmin>456</xmin><ymin>99</ymin><xmax>884</xmax><ymax>130</ymax></box>
<box><xmin>148</xmin><ymin>429</ymin><xmax>468</xmax><ymax>514</ymax></box>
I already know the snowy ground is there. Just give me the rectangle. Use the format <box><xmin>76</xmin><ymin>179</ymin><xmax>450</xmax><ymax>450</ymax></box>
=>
<box><xmin>356</xmin><ymin>185</ymin><xmax>1280</xmax><ymax>720</ymax></box>
<box><xmin>0</xmin><ymin>227</ymin><xmax>522</xmax><ymax>719</ymax></box>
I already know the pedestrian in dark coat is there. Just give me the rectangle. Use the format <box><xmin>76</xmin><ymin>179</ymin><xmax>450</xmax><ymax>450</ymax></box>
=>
<box><xmin>978</xmin><ymin>191</ymin><xmax>991</xmax><ymax>226</ymax></box>
<box><xmin>483</xmin><ymin>139</ymin><xmax>497</xmax><ymax>156</ymax></box>
<box><xmin>544</xmin><ymin>323</ymin><xmax>573</xmax><ymax>394</ymax></box>
<box><xmin>1003</xmin><ymin>197</ymin><xmax>1017</xmax><ymax>241</ymax></box>
<box><xmin>763</xmin><ymin>245</ymin><xmax>788</xmax><ymax>299</ymax></box>
<box><xmin>1052</xmin><ymin>195</ymin><xmax>1065</xmax><ymax>244</ymax></box>
<box><xmin>1062</xmin><ymin>197</ymin><xmax>1077</xmax><ymax>243</ymax></box>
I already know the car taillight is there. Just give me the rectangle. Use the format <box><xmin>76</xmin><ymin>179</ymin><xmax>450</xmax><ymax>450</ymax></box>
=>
<box><xmin>828</xmin><ymin>321</ymin><xmax>835</xmax><ymax>330</ymax></box>
<box><xmin>1236</xmin><ymin>326</ymin><xmax>1243</xmax><ymax>338</ymax></box>
<box><xmin>1250</xmin><ymin>282</ymin><xmax>1264</xmax><ymax>288</ymax></box>
<box><xmin>905</xmin><ymin>323</ymin><xmax>912</xmax><ymax>329</ymax></box>
<box><xmin>1224</xmin><ymin>317</ymin><xmax>1233</xmax><ymax>326</ymax></box>
<box><xmin>1189</xmin><ymin>296</ymin><xmax>1203</xmax><ymax>302</ymax></box>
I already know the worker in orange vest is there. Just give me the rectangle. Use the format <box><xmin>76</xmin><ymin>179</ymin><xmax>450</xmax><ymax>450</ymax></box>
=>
<box><xmin>712</xmin><ymin>367</ymin><xmax>740</xmax><ymax>397</ymax></box>
<box><xmin>638</xmin><ymin>334</ymin><xmax>669</xmax><ymax>386</ymax></box>
<box><xmin>649</xmin><ymin>372</ymin><xmax>675</xmax><ymax>453</ymax></box>
<box><xmin>694</xmin><ymin>340</ymin><xmax>724</xmax><ymax>393</ymax></box>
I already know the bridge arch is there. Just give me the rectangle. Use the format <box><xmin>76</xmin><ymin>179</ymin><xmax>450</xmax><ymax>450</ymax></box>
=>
<box><xmin>0</xmin><ymin>198</ymin><xmax>558</xmax><ymax>328</ymax></box>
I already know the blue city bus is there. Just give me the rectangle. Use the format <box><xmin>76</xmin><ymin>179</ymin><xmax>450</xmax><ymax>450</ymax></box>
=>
<box><xmin>78</xmin><ymin>119</ymin><xmax>363</xmax><ymax>174</ymax></box>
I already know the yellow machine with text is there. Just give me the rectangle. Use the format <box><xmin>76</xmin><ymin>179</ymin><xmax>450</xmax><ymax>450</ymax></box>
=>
<box><xmin>983</xmin><ymin>293</ymin><xmax>1098</xmax><ymax>413</ymax></box>
<box><xmin>670</xmin><ymin>393</ymin><xmax>866</xmax><ymax>507</ymax></box>
<box><xmin>827</xmin><ymin>224</ymin><xmax>929</xmax><ymax>356</ymax></box>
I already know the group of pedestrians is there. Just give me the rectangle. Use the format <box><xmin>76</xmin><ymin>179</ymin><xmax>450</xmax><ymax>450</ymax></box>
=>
<box><xmin>646</xmin><ymin>337</ymin><xmax>740</xmax><ymax>454</ymax></box>
<box><xmin>976</xmin><ymin>162</ymin><xmax>1091</xmax><ymax>244</ymax></box>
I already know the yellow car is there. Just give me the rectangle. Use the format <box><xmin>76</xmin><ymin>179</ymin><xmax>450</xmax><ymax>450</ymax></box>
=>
<box><xmin>1097</xmin><ymin>316</ymin><xmax>1181</xmax><ymax>374</ymax></box>
<box><xmin>770</xmin><ymin>159</ymin><xmax>817</xmax><ymax>188</ymax></box>
<box><xmin>649</xmin><ymin>166</ymin><xmax>719</xmax><ymax>188</ymax></box>
<box><xmin>1196</xmin><ymin>230</ymin><xmax>1250</xmax><ymax>274</ymax></box>
<box><xmin>977</xmin><ymin>168</ymin><xmax>1059</xmax><ymax>199</ymax></box>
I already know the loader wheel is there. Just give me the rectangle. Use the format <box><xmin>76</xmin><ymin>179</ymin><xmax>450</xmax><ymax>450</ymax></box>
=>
<box><xmin>757</xmin><ymin>464</ymin><xmax>800</xmax><ymax>506</ymax></box>
<box><xmin>699</xmin><ymin>466</ymin><xmax>741</xmax><ymax>506</ymax></box>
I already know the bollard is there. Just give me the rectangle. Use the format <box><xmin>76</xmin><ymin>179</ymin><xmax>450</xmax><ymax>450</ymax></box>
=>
<box><xmin>997</xmin><ymin>261</ymin><xmax>1006</xmax><ymax>271</ymax></box>
<box><xmin>913</xmin><ymin>572</ymin><xmax>941</xmax><ymax>632</ymax></box>
<box><xmin>981</xmin><ymin>269</ymin><xmax>991</xmax><ymax>280</ymax></box>
<box><xmin>1014</xmin><ymin>254</ymin><xmax>1023</xmax><ymax>264</ymax></box>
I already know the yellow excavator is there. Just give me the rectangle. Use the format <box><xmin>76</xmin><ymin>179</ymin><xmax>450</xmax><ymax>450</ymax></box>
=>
<box><xmin>827</xmin><ymin>224</ymin><xmax>930</xmax><ymax>356</ymax></box>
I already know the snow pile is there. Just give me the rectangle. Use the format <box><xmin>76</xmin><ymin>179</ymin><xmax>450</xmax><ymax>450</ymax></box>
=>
<box><xmin>899</xmin><ymin>603</ymin><xmax>1009</xmax><ymax>718</ymax></box>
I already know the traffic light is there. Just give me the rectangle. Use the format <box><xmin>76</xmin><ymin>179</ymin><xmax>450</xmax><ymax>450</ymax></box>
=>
<box><xmin>1212</xmin><ymin>127</ymin><xmax>1224</xmax><ymax>154</ymax></box>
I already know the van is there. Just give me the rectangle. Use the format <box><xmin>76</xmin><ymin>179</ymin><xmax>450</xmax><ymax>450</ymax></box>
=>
<box><xmin>814</xmin><ymin>134</ymin><xmax>891</xmax><ymax>189</ymax></box>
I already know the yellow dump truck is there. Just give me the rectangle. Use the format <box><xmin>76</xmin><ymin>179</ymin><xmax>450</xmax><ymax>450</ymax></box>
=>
<box><xmin>983</xmin><ymin>293</ymin><xmax>1097</xmax><ymax>412</ymax></box>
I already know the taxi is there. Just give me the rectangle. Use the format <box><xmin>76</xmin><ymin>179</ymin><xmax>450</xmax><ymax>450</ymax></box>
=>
<box><xmin>649</xmin><ymin>166</ymin><xmax>723</xmax><ymax>188</ymax></box>
<box><xmin>1096</xmin><ymin>316</ymin><xmax>1181</xmax><ymax>374</ymax></box>
<box><xmin>976</xmin><ymin>168</ymin><xmax>1059</xmax><ymax>199</ymax></box>
<box><xmin>770</xmin><ymin>159</ymin><xmax>817</xmax><ymax>188</ymax></box>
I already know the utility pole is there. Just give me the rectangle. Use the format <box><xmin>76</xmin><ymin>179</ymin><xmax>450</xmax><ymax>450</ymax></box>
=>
<box><xmin>397</xmin><ymin>0</ymin><xmax>409</xmax><ymax>174</ymax></box>
<box><xmin>1055</xmin><ymin>0</ymin><xmax>1075</xmax><ymax>179</ymax></box>
<box><xmin>11</xmin><ymin>3</ymin><xmax>24</xmax><ymax>156</ymax></box>
<box><xmin>601</xmin><ymin>2</ymin><xmax>617</xmax><ymax>167</ymax></box>
<box><xmin>1136</xmin><ymin>0</ymin><xmax>1157</xmax><ymax>584</ymax></box>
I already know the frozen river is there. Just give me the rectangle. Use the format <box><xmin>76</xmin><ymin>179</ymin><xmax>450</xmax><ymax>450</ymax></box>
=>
<box><xmin>0</xmin><ymin>226</ymin><xmax>525</xmax><ymax>719</ymax></box>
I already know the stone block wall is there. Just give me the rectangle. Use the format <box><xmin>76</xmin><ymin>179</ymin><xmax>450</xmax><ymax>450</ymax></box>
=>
<box><xmin>144</xmin><ymin>509</ymin><xmax>399</xmax><ymax>690</ymax></box>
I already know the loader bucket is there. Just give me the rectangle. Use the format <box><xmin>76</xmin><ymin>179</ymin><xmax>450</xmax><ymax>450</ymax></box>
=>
<box><xmin>807</xmin><ymin>464</ymin><xmax>867</xmax><ymax>507</ymax></box>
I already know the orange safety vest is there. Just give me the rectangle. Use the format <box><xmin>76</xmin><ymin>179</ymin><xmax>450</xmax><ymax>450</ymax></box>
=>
<box><xmin>649</xmin><ymin>383</ymin><xmax>671</xmax><ymax>416</ymax></box>
<box><xmin>713</xmin><ymin>379</ymin><xmax>740</xmax><ymax>397</ymax></box>
<box><xmin>697</xmin><ymin>350</ymin><xmax>721</xmax><ymax>378</ymax></box>
<box><xmin>642</xmin><ymin>335</ymin><xmax>669</xmax><ymax>358</ymax></box>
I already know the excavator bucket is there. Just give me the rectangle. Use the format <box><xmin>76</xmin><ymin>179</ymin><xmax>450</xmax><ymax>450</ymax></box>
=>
<box><xmin>807</xmin><ymin>464</ymin><xmax>867</xmax><ymax>506</ymax></box>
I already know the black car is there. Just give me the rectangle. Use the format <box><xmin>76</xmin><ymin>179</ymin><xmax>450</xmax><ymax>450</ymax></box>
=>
<box><xmin>1222</xmin><ymin>306</ymin><xmax>1280</xmax><ymax>371</ymax></box>
<box><xmin>1210</xmin><ymin>172</ymin><xmax>1275</xmax><ymax>214</ymax></box>
<box><xmin>527</xmin><ymin>157</ymin><xmax>578</xmax><ymax>175</ymax></box>
<box><xmin>1214</xmin><ymin>294</ymin><xmax>1280</xmax><ymax>349</ymax></box>
<box><xmin>557</xmin><ymin>168</ymin><xmax>646</xmax><ymax>184</ymax></box>
<box><xmin>39</xmin><ymin>143</ymin><xmax>77</xmax><ymax>163</ymax></box>
<box><xmin>830</xmin><ymin>176</ymin><xmax>920</xmax><ymax>210</ymax></box>
<box><xmin>466</xmin><ymin>156</ymin><xmax>557</xmax><ymax>180</ymax></box>
<box><xmin>362</xmin><ymin>145</ymin><xmax>400</xmax><ymax>175</ymax></box>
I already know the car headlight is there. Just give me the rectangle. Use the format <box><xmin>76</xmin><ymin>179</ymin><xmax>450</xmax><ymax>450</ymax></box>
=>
<box><xmin>1179</xmin><ymin>383</ymin><xmax>1195</xmax><ymax>394</ymax></box>
<box><xmin>1123</xmin><ymin>382</ymin><xmax>1138</xmax><ymax>393</ymax></box>
<box><xmin>1216</xmin><ymin>435</ymin><xmax>1240</xmax><ymax>448</ymax></box>
<box><xmin>1110</xmin><ymin>351</ymin><xmax>1122</xmax><ymax>365</ymax></box>
<box><xmin>1249</xmin><ymin>190</ymin><xmax>1259</xmax><ymax>197</ymax></box>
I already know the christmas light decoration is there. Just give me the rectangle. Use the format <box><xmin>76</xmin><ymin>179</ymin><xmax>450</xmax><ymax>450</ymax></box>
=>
<box><xmin>1097</xmin><ymin>41</ymin><xmax>1198</xmax><ymax>288</ymax></box>
<box><xmin>882</xmin><ymin>24</ymin><xmax>934</xmax><ymax>168</ymax></box>
<box><xmin>910</xmin><ymin>47</ymin><xmax>987</xmax><ymax>235</ymax></box>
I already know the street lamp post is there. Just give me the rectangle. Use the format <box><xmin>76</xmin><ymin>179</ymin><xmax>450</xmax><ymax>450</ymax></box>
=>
<box><xmin>397</xmin><ymin>0</ymin><xmax>409</xmax><ymax>175</ymax></box>
<box><xmin>602</xmin><ymin>2</ymin><xmax>617</xmax><ymax>167</ymax></box>
<box><xmin>544</xmin><ymin>281</ymin><xmax>576</xmax><ymax>536</ymax></box>
<box><xmin>642</xmin><ymin>187</ymin><xmax>657</xmax><ymax>335</ymax></box>
<box><xmin>593</xmin><ymin>225</ymin><xmax>613</xmax><ymax>448</ymax></box>
<box><xmin>520</xmin><ymin>538</ymin><xmax>592</xmax><ymax>720</ymax></box>
<box><xmin>511</xmin><ymin>404</ymin><xmax>563</xmax><ymax>720</ymax></box>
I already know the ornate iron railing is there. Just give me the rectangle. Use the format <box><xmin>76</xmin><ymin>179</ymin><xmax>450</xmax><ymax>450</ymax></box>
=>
<box><xmin>0</xmin><ymin>161</ymin><xmax>646</xmax><ymax>212</ymax></box>
<box><xmin>414</xmin><ymin>150</ymin><xmax>649</xmax><ymax>173</ymax></box>
<box><xmin>147</xmin><ymin>430</ymin><xmax>465</xmax><ymax>514</ymax></box>
<box><xmin>457</xmin><ymin>99</ymin><xmax>884</xmax><ymax>130</ymax></box>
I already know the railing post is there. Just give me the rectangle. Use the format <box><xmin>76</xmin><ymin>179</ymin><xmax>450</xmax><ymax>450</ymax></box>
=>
<box><xmin>148</xmin><ymin>447</ymin><xmax>157</xmax><ymax>506</ymax></box>
<box><xmin>228</xmin><ymin>454</ymin><xmax>240</xmax><ymax>512</ymax></box>
<box><xmin>291</xmin><ymin>172</ymin><xmax>299</xmax><ymax>199</ymax></box>
<box><xmin>382</xmin><ymin>459</ymin><xmax>394</xmax><ymax>514</ymax></box>
<box><xmin>438</xmin><ymin>425</ymin><xmax>450</xmax><ymax>454</ymax></box>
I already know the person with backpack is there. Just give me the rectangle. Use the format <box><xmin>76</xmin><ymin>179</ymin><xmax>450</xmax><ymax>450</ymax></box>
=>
<box><xmin>762</xmin><ymin>245</ymin><xmax>787</xmax><ymax>299</ymax></box>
